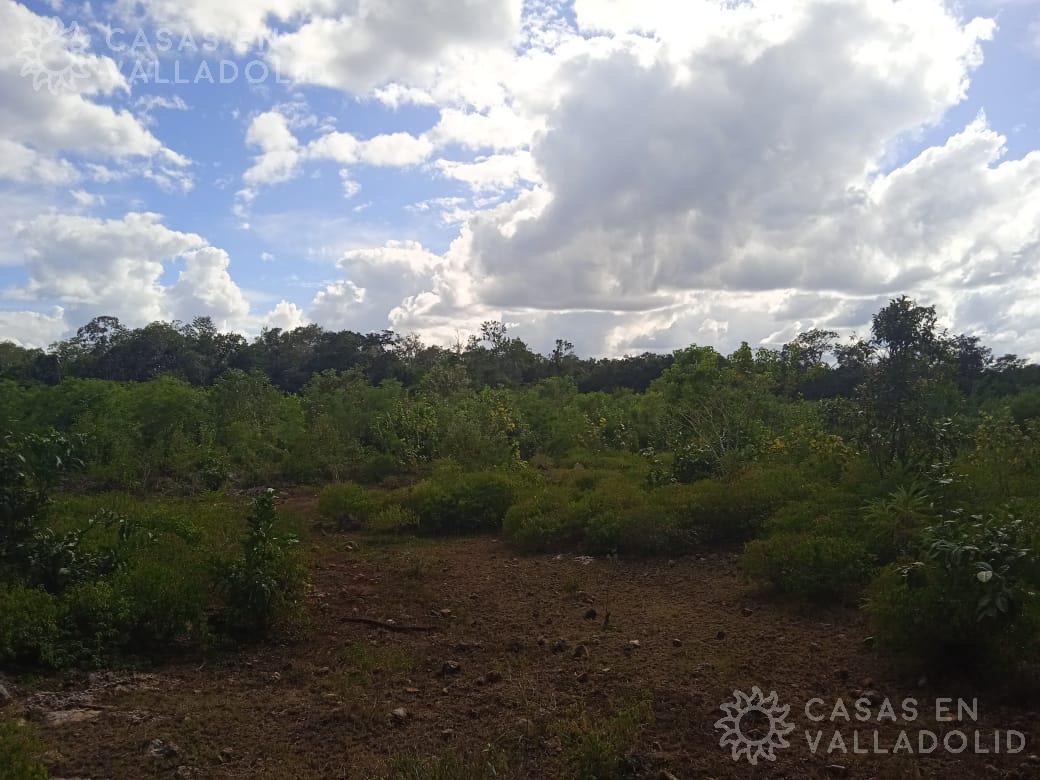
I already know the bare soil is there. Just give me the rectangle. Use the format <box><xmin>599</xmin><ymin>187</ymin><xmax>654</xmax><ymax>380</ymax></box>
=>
<box><xmin>6</xmin><ymin>493</ymin><xmax>1040</xmax><ymax>779</ymax></box>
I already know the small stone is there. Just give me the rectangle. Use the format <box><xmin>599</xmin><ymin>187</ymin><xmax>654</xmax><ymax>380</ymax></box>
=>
<box><xmin>572</xmin><ymin>644</ymin><xmax>589</xmax><ymax>659</ymax></box>
<box><xmin>825</xmin><ymin>765</ymin><xmax>848</xmax><ymax>777</ymax></box>
<box><xmin>146</xmin><ymin>739</ymin><xmax>181</xmax><ymax>760</ymax></box>
<box><xmin>628</xmin><ymin>639</ymin><xmax>641</xmax><ymax>648</ymax></box>
<box><xmin>0</xmin><ymin>682</ymin><xmax>12</xmax><ymax>704</ymax></box>
<box><xmin>440</xmin><ymin>660</ymin><xmax>462</xmax><ymax>676</ymax></box>
<box><xmin>390</xmin><ymin>707</ymin><xmax>408</xmax><ymax>723</ymax></box>
<box><xmin>741</xmin><ymin>607</ymin><xmax>754</xmax><ymax>617</ymax></box>
<box><xmin>715</xmin><ymin>630</ymin><xmax>726</xmax><ymax>641</ymax></box>
<box><xmin>671</xmin><ymin>638</ymin><xmax>683</xmax><ymax>648</ymax></box>
<box><xmin>552</xmin><ymin>639</ymin><xmax>569</xmax><ymax>653</ymax></box>
<box><xmin>583</xmin><ymin>608</ymin><xmax>598</xmax><ymax>620</ymax></box>
<box><xmin>404</xmin><ymin>687</ymin><xmax>420</xmax><ymax>694</ymax></box>
<box><xmin>441</xmin><ymin>728</ymin><xmax>455</xmax><ymax>739</ymax></box>
<box><xmin>537</xmin><ymin>636</ymin><xmax>548</xmax><ymax>647</ymax></box>
<box><xmin>439</xmin><ymin>608</ymin><xmax>453</xmax><ymax>618</ymax></box>
<box><xmin>575</xmin><ymin>671</ymin><xmax>589</xmax><ymax>683</ymax></box>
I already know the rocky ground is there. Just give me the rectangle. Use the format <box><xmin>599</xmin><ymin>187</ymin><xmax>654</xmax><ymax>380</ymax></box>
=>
<box><xmin>3</xmin><ymin>495</ymin><xmax>1039</xmax><ymax>778</ymax></box>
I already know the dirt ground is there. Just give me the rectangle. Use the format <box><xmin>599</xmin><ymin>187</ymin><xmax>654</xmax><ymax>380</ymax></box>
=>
<box><xmin>5</xmin><ymin>494</ymin><xmax>1040</xmax><ymax>779</ymax></box>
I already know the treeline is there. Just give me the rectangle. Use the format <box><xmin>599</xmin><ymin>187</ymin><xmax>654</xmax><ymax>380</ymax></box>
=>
<box><xmin>3</xmin><ymin>302</ymin><xmax>1038</xmax><ymax>403</ymax></box>
<box><xmin>0</xmin><ymin>317</ymin><xmax>673</xmax><ymax>393</ymax></box>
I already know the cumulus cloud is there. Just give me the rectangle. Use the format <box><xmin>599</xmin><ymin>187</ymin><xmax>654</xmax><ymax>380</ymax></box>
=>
<box><xmin>13</xmin><ymin>212</ymin><xmax>250</xmax><ymax>330</ymax></box>
<box><xmin>0</xmin><ymin>307</ymin><xmax>69</xmax><ymax>349</ymax></box>
<box><xmin>0</xmin><ymin>0</ymin><xmax>188</xmax><ymax>186</ymax></box>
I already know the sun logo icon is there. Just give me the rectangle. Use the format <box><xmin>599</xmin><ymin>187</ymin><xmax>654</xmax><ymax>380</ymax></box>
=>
<box><xmin>17</xmin><ymin>15</ymin><xmax>91</xmax><ymax>95</ymax></box>
<box><xmin>714</xmin><ymin>686</ymin><xmax>795</xmax><ymax>765</ymax></box>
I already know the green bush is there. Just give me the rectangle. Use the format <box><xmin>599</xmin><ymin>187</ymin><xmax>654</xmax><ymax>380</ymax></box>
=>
<box><xmin>742</xmin><ymin>533</ymin><xmax>873</xmax><ymax>603</ymax></box>
<box><xmin>367</xmin><ymin>505</ymin><xmax>420</xmax><ymax>535</ymax></box>
<box><xmin>113</xmin><ymin>555</ymin><xmax>209</xmax><ymax>648</ymax></box>
<box><xmin>58</xmin><ymin>579</ymin><xmax>130</xmax><ymax>666</ymax></box>
<box><xmin>318</xmin><ymin>482</ymin><xmax>381</xmax><ymax>530</ymax></box>
<box><xmin>865</xmin><ymin>511</ymin><xmax>1040</xmax><ymax>677</ymax></box>
<box><xmin>218</xmin><ymin>491</ymin><xmax>305</xmax><ymax>636</ymax></box>
<box><xmin>503</xmin><ymin>487</ymin><xmax>581</xmax><ymax>552</ymax></box>
<box><xmin>407</xmin><ymin>472</ymin><xmax>517</xmax><ymax>534</ymax></box>
<box><xmin>0</xmin><ymin>718</ymin><xmax>49</xmax><ymax>780</ymax></box>
<box><xmin>354</xmin><ymin>453</ymin><xmax>402</xmax><ymax>485</ymax></box>
<box><xmin>0</xmin><ymin>584</ymin><xmax>59</xmax><ymax>667</ymax></box>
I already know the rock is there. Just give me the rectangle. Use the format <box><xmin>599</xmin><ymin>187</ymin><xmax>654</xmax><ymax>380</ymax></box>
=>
<box><xmin>44</xmin><ymin>709</ymin><xmax>101</xmax><ymax>727</ymax></box>
<box><xmin>583</xmin><ymin>608</ymin><xmax>598</xmax><ymax>620</ymax></box>
<box><xmin>146</xmin><ymin>739</ymin><xmax>181</xmax><ymax>760</ymax></box>
<box><xmin>741</xmin><ymin>607</ymin><xmax>754</xmax><ymax>617</ymax></box>
<box><xmin>671</xmin><ymin>638</ymin><xmax>683</xmax><ymax>648</ymax></box>
<box><xmin>552</xmin><ymin>639</ymin><xmax>569</xmax><ymax>654</ymax></box>
<box><xmin>659</xmin><ymin>771</ymin><xmax>680</xmax><ymax>780</ymax></box>
<box><xmin>825</xmin><ymin>765</ymin><xmax>848</xmax><ymax>777</ymax></box>
<box><xmin>218</xmin><ymin>747</ymin><xmax>234</xmax><ymax>763</ymax></box>
<box><xmin>572</xmin><ymin>644</ymin><xmax>589</xmax><ymax>660</ymax></box>
<box><xmin>537</xmin><ymin>636</ymin><xmax>548</xmax><ymax>647</ymax></box>
<box><xmin>439</xmin><ymin>608</ymin><xmax>453</xmax><ymax>618</ymax></box>
<box><xmin>715</xmin><ymin>630</ymin><xmax>726</xmax><ymax>641</ymax></box>
<box><xmin>390</xmin><ymin>707</ymin><xmax>408</xmax><ymax>723</ymax></box>
<box><xmin>441</xmin><ymin>728</ymin><xmax>455</xmax><ymax>739</ymax></box>
<box><xmin>440</xmin><ymin>661</ymin><xmax>462</xmax><ymax>676</ymax></box>
<box><xmin>628</xmin><ymin>639</ymin><xmax>641</xmax><ymax>648</ymax></box>
<box><xmin>0</xmin><ymin>680</ymin><xmax>12</xmax><ymax>704</ymax></box>
<box><xmin>575</xmin><ymin>671</ymin><xmax>589</xmax><ymax>683</ymax></box>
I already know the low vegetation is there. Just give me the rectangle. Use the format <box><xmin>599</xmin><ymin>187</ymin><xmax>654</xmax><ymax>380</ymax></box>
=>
<box><xmin>3</xmin><ymin>294</ymin><xmax>1040</xmax><ymax>692</ymax></box>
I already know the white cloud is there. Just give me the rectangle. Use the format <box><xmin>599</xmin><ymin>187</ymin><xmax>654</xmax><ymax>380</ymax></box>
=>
<box><xmin>0</xmin><ymin>307</ymin><xmax>68</xmax><ymax>348</ymax></box>
<box><xmin>262</xmin><ymin>300</ymin><xmax>308</xmax><ymax>330</ymax></box>
<box><xmin>13</xmin><ymin>212</ymin><xmax>251</xmax><ymax>330</ymax></box>
<box><xmin>0</xmin><ymin>1</ymin><xmax>188</xmax><ymax>186</ymax></box>
<box><xmin>267</xmin><ymin>0</ymin><xmax>523</xmax><ymax>92</ymax></box>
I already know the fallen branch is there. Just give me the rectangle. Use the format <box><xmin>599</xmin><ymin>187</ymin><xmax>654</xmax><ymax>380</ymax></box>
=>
<box><xmin>341</xmin><ymin>617</ymin><xmax>437</xmax><ymax>633</ymax></box>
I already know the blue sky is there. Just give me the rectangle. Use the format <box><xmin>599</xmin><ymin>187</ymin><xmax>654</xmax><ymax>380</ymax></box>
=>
<box><xmin>2</xmin><ymin>0</ymin><xmax>1040</xmax><ymax>357</ymax></box>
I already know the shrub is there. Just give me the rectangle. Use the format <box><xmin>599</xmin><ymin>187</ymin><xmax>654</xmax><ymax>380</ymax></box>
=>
<box><xmin>651</xmin><ymin>466</ymin><xmax>804</xmax><ymax>546</ymax></box>
<box><xmin>503</xmin><ymin>488</ymin><xmax>581</xmax><ymax>552</ymax></box>
<box><xmin>742</xmin><ymin>533</ymin><xmax>873</xmax><ymax>603</ymax></box>
<box><xmin>367</xmin><ymin>505</ymin><xmax>419</xmax><ymax>535</ymax></box>
<box><xmin>407</xmin><ymin>472</ymin><xmax>517</xmax><ymax>534</ymax></box>
<box><xmin>0</xmin><ymin>718</ymin><xmax>49</xmax><ymax>780</ymax></box>
<box><xmin>318</xmin><ymin>482</ymin><xmax>381</xmax><ymax>530</ymax></box>
<box><xmin>113</xmin><ymin>554</ymin><xmax>209</xmax><ymax>648</ymax></box>
<box><xmin>58</xmin><ymin>579</ymin><xmax>130</xmax><ymax>666</ymax></box>
<box><xmin>866</xmin><ymin>511</ymin><xmax>1040</xmax><ymax>675</ymax></box>
<box><xmin>354</xmin><ymin>453</ymin><xmax>402</xmax><ymax>485</ymax></box>
<box><xmin>0</xmin><ymin>584</ymin><xmax>59</xmax><ymax>667</ymax></box>
<box><xmin>218</xmin><ymin>491</ymin><xmax>305</xmax><ymax>637</ymax></box>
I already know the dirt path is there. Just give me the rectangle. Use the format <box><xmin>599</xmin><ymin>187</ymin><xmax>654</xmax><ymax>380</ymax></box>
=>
<box><xmin>9</xmin><ymin>517</ymin><xmax>1040</xmax><ymax>779</ymax></box>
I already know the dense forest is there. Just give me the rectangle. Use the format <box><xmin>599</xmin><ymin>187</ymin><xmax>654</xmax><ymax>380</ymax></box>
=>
<box><xmin>3</xmin><ymin>296</ymin><xmax>1040</xmax><ymax>774</ymax></box>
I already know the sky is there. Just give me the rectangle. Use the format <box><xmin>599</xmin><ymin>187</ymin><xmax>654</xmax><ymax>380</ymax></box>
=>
<box><xmin>1</xmin><ymin>0</ymin><xmax>1039</xmax><ymax>358</ymax></box>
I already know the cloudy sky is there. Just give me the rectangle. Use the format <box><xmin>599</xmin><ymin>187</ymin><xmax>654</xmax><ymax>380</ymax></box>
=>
<box><xmin>1</xmin><ymin>0</ymin><xmax>1039</xmax><ymax>357</ymax></box>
